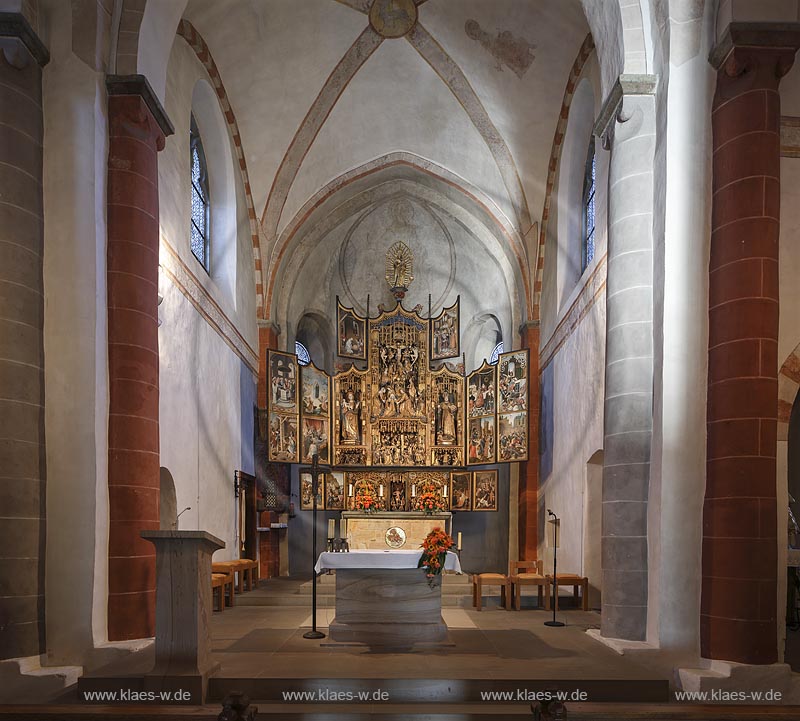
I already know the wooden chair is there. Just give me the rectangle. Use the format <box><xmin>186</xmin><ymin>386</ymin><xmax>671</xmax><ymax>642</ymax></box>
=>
<box><xmin>211</xmin><ymin>572</ymin><xmax>234</xmax><ymax>612</ymax></box>
<box><xmin>472</xmin><ymin>572</ymin><xmax>511</xmax><ymax>611</ymax></box>
<box><xmin>509</xmin><ymin>559</ymin><xmax>549</xmax><ymax>611</ymax></box>
<box><xmin>546</xmin><ymin>573</ymin><xmax>589</xmax><ymax>611</ymax></box>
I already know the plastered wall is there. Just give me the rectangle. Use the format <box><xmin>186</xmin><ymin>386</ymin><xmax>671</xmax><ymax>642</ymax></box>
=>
<box><xmin>157</xmin><ymin>36</ymin><xmax>258</xmax><ymax>559</ymax></box>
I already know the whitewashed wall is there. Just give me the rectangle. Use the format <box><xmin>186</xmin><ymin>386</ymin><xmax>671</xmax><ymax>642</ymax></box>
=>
<box><xmin>157</xmin><ymin>37</ymin><xmax>258</xmax><ymax>558</ymax></box>
<box><xmin>537</xmin><ymin>53</ymin><xmax>608</xmax><ymax>582</ymax></box>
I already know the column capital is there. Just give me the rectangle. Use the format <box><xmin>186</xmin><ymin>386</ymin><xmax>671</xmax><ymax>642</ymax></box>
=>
<box><xmin>106</xmin><ymin>74</ymin><xmax>175</xmax><ymax>140</ymax></box>
<box><xmin>0</xmin><ymin>11</ymin><xmax>49</xmax><ymax>66</ymax></box>
<box><xmin>518</xmin><ymin>320</ymin><xmax>540</xmax><ymax>333</ymax></box>
<box><xmin>710</xmin><ymin>22</ymin><xmax>800</xmax><ymax>74</ymax></box>
<box><xmin>593</xmin><ymin>74</ymin><xmax>657</xmax><ymax>150</ymax></box>
<box><xmin>258</xmin><ymin>320</ymin><xmax>282</xmax><ymax>336</ymax></box>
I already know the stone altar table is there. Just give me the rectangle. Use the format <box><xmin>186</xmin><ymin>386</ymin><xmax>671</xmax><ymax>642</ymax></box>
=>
<box><xmin>315</xmin><ymin>549</ymin><xmax>461</xmax><ymax>647</ymax></box>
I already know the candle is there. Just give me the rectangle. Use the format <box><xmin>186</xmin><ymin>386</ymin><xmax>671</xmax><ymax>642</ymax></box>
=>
<box><xmin>328</xmin><ymin>518</ymin><xmax>335</xmax><ymax>539</ymax></box>
<box><xmin>341</xmin><ymin>519</ymin><xmax>347</xmax><ymax>538</ymax></box>
<box><xmin>379</xmin><ymin>483</ymin><xmax>384</xmax><ymax>497</ymax></box>
<box><xmin>443</xmin><ymin>485</ymin><xmax>448</xmax><ymax>498</ymax></box>
<box><xmin>457</xmin><ymin>532</ymin><xmax>462</xmax><ymax>550</ymax></box>
<box><xmin>348</xmin><ymin>483</ymin><xmax>354</xmax><ymax>497</ymax></box>
<box><xmin>411</xmin><ymin>484</ymin><xmax>416</xmax><ymax>497</ymax></box>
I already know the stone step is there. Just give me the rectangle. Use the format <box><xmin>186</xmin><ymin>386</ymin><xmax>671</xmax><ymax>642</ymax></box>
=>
<box><xmin>236</xmin><ymin>594</ymin><xmax>481</xmax><ymax>608</ymax></box>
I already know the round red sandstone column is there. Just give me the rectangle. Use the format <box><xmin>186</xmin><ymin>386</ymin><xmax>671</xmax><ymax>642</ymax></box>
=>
<box><xmin>704</xmin><ymin>42</ymin><xmax>796</xmax><ymax>664</ymax></box>
<box><xmin>106</xmin><ymin>83</ymin><xmax>169</xmax><ymax>641</ymax></box>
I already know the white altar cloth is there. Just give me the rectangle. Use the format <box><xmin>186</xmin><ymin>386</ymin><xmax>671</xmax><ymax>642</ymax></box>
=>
<box><xmin>314</xmin><ymin>549</ymin><xmax>462</xmax><ymax>574</ymax></box>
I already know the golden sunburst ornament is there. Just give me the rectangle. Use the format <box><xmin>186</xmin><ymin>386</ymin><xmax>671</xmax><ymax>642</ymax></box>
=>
<box><xmin>385</xmin><ymin>241</ymin><xmax>414</xmax><ymax>298</ymax></box>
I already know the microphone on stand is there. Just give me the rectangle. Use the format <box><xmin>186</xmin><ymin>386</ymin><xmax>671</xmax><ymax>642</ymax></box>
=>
<box><xmin>544</xmin><ymin>508</ymin><xmax>564</xmax><ymax>627</ymax></box>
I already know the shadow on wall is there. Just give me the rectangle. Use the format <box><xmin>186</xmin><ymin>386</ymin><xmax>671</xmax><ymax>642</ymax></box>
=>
<box><xmin>583</xmin><ymin>450</ymin><xmax>603</xmax><ymax>610</ymax></box>
<box><xmin>159</xmin><ymin>467</ymin><xmax>177</xmax><ymax>530</ymax></box>
<box><xmin>789</xmin><ymin>393</ymin><xmax>800</xmax><ymax>510</ymax></box>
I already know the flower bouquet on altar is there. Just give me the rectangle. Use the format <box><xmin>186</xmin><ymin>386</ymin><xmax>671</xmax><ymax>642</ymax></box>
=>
<box><xmin>418</xmin><ymin>527</ymin><xmax>454</xmax><ymax>587</ymax></box>
<box><xmin>416</xmin><ymin>490</ymin><xmax>446</xmax><ymax>514</ymax></box>
<box><xmin>354</xmin><ymin>485</ymin><xmax>379</xmax><ymax>513</ymax></box>
<box><xmin>411</xmin><ymin>479</ymin><xmax>447</xmax><ymax>514</ymax></box>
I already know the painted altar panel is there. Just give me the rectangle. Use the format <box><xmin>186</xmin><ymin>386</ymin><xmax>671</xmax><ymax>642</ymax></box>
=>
<box><xmin>300</xmin><ymin>362</ymin><xmax>330</xmax><ymax>464</ymax></box>
<box><xmin>466</xmin><ymin>361</ymin><xmax>496</xmax><ymax>465</ymax></box>
<box><xmin>430</xmin><ymin>297</ymin><xmax>460</xmax><ymax>360</ymax></box>
<box><xmin>268</xmin><ymin>350</ymin><xmax>299</xmax><ymax>463</ymax></box>
<box><xmin>337</xmin><ymin>298</ymin><xmax>366</xmax><ymax>360</ymax></box>
<box><xmin>497</xmin><ymin>349</ymin><xmax>529</xmax><ymax>462</ymax></box>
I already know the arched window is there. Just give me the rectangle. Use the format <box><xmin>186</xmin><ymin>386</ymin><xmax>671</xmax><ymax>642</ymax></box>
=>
<box><xmin>190</xmin><ymin>113</ymin><xmax>210</xmax><ymax>271</ymax></box>
<box><xmin>489</xmin><ymin>341</ymin><xmax>504</xmax><ymax>365</ymax></box>
<box><xmin>582</xmin><ymin>136</ymin><xmax>596</xmax><ymax>272</ymax></box>
<box><xmin>295</xmin><ymin>341</ymin><xmax>311</xmax><ymax>366</ymax></box>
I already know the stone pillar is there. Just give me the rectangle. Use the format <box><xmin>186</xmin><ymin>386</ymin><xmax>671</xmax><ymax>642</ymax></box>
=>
<box><xmin>140</xmin><ymin>531</ymin><xmax>224</xmax><ymax>698</ymax></box>
<box><xmin>596</xmin><ymin>77</ymin><xmax>657</xmax><ymax>642</ymax></box>
<box><xmin>0</xmin><ymin>13</ymin><xmax>49</xmax><ymax>660</ymax></box>
<box><xmin>518</xmin><ymin>321</ymin><xmax>540</xmax><ymax>560</ymax></box>
<box><xmin>106</xmin><ymin>76</ymin><xmax>172</xmax><ymax>641</ymax></box>
<box><xmin>704</xmin><ymin>26</ymin><xmax>800</xmax><ymax>665</ymax></box>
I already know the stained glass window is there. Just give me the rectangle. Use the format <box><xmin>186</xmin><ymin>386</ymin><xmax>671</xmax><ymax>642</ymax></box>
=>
<box><xmin>295</xmin><ymin>341</ymin><xmax>311</xmax><ymax>366</ymax></box>
<box><xmin>489</xmin><ymin>341</ymin><xmax>504</xmax><ymax>365</ymax></box>
<box><xmin>582</xmin><ymin>136</ymin><xmax>596</xmax><ymax>272</ymax></box>
<box><xmin>190</xmin><ymin>114</ymin><xmax>209</xmax><ymax>271</ymax></box>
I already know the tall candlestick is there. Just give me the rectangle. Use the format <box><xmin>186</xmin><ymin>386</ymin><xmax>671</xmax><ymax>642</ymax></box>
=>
<box><xmin>457</xmin><ymin>532</ymin><xmax>462</xmax><ymax>550</ymax></box>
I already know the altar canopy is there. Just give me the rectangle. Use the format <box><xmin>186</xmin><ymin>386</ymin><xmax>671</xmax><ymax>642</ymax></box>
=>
<box><xmin>267</xmin><ymin>301</ymin><xmax>529</xmax><ymax>469</ymax></box>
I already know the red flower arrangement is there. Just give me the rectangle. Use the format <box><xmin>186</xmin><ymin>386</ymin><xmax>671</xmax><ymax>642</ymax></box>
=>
<box><xmin>412</xmin><ymin>479</ymin><xmax>447</xmax><ymax>513</ymax></box>
<box><xmin>354</xmin><ymin>485</ymin><xmax>379</xmax><ymax>513</ymax></box>
<box><xmin>415</xmin><ymin>490</ymin><xmax>446</xmax><ymax>514</ymax></box>
<box><xmin>418</xmin><ymin>527</ymin><xmax>454</xmax><ymax>586</ymax></box>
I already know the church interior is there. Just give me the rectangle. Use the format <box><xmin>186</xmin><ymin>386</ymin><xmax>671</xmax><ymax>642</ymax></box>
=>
<box><xmin>5</xmin><ymin>0</ymin><xmax>800</xmax><ymax>718</ymax></box>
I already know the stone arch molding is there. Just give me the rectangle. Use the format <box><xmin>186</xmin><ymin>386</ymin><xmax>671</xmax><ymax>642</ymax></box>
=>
<box><xmin>268</xmin><ymin>153</ymin><xmax>527</xmax><ymax>335</ymax></box>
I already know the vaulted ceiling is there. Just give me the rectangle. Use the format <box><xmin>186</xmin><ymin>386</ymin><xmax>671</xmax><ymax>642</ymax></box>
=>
<box><xmin>181</xmin><ymin>0</ymin><xmax>591</xmax><ymax>250</ymax></box>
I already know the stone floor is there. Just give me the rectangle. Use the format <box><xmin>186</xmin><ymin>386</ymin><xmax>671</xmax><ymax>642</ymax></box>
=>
<box><xmin>81</xmin><ymin>575</ymin><xmax>671</xmax><ymax>685</ymax></box>
<box><xmin>28</xmin><ymin>577</ymin><xmax>800</xmax><ymax>718</ymax></box>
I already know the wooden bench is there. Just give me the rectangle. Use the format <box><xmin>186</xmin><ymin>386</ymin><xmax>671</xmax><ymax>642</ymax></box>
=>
<box><xmin>212</xmin><ymin>558</ymin><xmax>259</xmax><ymax>594</ymax></box>
<box><xmin>546</xmin><ymin>573</ymin><xmax>589</xmax><ymax>611</ymax></box>
<box><xmin>211</xmin><ymin>572</ymin><xmax>234</xmax><ymax>612</ymax></box>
